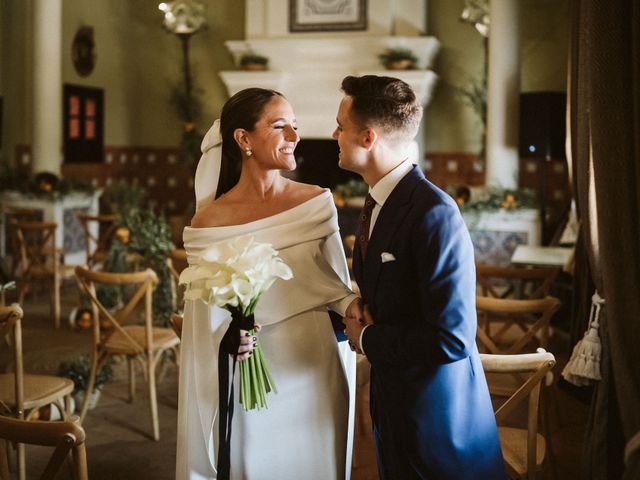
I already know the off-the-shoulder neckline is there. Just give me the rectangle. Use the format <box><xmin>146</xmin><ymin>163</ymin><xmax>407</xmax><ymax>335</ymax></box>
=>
<box><xmin>184</xmin><ymin>188</ymin><xmax>331</xmax><ymax>231</ymax></box>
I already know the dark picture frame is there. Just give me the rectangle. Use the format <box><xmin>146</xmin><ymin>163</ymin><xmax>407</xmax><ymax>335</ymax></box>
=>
<box><xmin>289</xmin><ymin>0</ymin><xmax>367</xmax><ymax>32</ymax></box>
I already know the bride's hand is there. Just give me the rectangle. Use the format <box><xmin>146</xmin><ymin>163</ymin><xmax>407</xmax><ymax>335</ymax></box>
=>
<box><xmin>237</xmin><ymin>324</ymin><xmax>262</xmax><ymax>361</ymax></box>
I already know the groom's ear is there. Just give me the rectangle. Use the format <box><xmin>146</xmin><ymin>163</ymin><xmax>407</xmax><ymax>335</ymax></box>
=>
<box><xmin>362</xmin><ymin>128</ymin><xmax>378</xmax><ymax>152</ymax></box>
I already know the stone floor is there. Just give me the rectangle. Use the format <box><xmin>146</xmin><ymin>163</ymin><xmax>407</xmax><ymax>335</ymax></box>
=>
<box><xmin>1</xmin><ymin>285</ymin><xmax>589</xmax><ymax>479</ymax></box>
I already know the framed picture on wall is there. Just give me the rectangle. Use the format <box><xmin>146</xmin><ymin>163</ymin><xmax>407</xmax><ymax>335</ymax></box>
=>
<box><xmin>289</xmin><ymin>0</ymin><xmax>367</xmax><ymax>32</ymax></box>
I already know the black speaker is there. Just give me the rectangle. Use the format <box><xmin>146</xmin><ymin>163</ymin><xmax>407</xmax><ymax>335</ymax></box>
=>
<box><xmin>519</xmin><ymin>92</ymin><xmax>566</xmax><ymax>159</ymax></box>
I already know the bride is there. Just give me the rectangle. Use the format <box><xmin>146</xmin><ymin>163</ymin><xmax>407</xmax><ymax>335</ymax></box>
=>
<box><xmin>176</xmin><ymin>88</ymin><xmax>359</xmax><ymax>480</ymax></box>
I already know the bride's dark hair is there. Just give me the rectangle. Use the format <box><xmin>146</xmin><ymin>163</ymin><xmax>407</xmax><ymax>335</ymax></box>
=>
<box><xmin>216</xmin><ymin>87</ymin><xmax>285</xmax><ymax>198</ymax></box>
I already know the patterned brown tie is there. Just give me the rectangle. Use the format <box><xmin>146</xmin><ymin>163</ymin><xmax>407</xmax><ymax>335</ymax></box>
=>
<box><xmin>358</xmin><ymin>194</ymin><xmax>375</xmax><ymax>260</ymax></box>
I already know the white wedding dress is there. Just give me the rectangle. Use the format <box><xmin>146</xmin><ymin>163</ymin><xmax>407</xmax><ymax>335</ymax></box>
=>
<box><xmin>176</xmin><ymin>190</ymin><xmax>357</xmax><ymax>480</ymax></box>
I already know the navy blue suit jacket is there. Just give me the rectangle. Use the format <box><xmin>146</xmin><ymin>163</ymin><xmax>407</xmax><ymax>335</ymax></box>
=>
<box><xmin>353</xmin><ymin>166</ymin><xmax>505</xmax><ymax>479</ymax></box>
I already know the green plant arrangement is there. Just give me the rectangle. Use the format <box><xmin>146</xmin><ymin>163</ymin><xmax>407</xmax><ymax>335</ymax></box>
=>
<box><xmin>332</xmin><ymin>179</ymin><xmax>370</xmax><ymax>208</ymax></box>
<box><xmin>100</xmin><ymin>180</ymin><xmax>147</xmax><ymax>217</ymax></box>
<box><xmin>378</xmin><ymin>48</ymin><xmax>418</xmax><ymax>70</ymax></box>
<box><xmin>170</xmin><ymin>81</ymin><xmax>205</xmax><ymax>164</ymax></box>
<box><xmin>455</xmin><ymin>72</ymin><xmax>487</xmax><ymax>159</ymax></box>
<box><xmin>334</xmin><ymin>179</ymin><xmax>369</xmax><ymax>199</ymax></box>
<box><xmin>0</xmin><ymin>162</ymin><xmax>94</xmax><ymax>199</ymax></box>
<box><xmin>102</xmin><ymin>208</ymin><xmax>176</xmax><ymax>327</ymax></box>
<box><xmin>453</xmin><ymin>186</ymin><xmax>538</xmax><ymax>212</ymax></box>
<box><xmin>0</xmin><ymin>280</ymin><xmax>16</xmax><ymax>304</ymax></box>
<box><xmin>0</xmin><ymin>281</ymin><xmax>16</xmax><ymax>295</ymax></box>
<box><xmin>239</xmin><ymin>53</ymin><xmax>269</xmax><ymax>71</ymax></box>
<box><xmin>82</xmin><ymin>181</ymin><xmax>176</xmax><ymax>326</ymax></box>
<box><xmin>57</xmin><ymin>355</ymin><xmax>113</xmax><ymax>394</ymax></box>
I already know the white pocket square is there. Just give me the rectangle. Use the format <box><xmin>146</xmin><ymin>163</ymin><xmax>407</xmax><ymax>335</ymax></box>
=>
<box><xmin>381</xmin><ymin>252</ymin><xmax>396</xmax><ymax>263</ymax></box>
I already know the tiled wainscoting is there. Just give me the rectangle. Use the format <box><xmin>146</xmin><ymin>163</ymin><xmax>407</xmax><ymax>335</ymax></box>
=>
<box><xmin>15</xmin><ymin>145</ymin><xmax>194</xmax><ymax>216</ymax></box>
<box><xmin>424</xmin><ymin>152</ymin><xmax>571</xmax><ymax>244</ymax></box>
<box><xmin>12</xmin><ymin>146</ymin><xmax>570</xmax><ymax>259</ymax></box>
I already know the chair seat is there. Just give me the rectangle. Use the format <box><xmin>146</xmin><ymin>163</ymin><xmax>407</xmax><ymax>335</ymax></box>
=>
<box><xmin>104</xmin><ymin>325</ymin><xmax>180</xmax><ymax>354</ymax></box>
<box><xmin>26</xmin><ymin>264</ymin><xmax>75</xmax><ymax>279</ymax></box>
<box><xmin>498</xmin><ymin>426</ymin><xmax>546</xmax><ymax>477</ymax></box>
<box><xmin>0</xmin><ymin>374</ymin><xmax>74</xmax><ymax>410</ymax></box>
<box><xmin>27</xmin><ymin>265</ymin><xmax>55</xmax><ymax>277</ymax></box>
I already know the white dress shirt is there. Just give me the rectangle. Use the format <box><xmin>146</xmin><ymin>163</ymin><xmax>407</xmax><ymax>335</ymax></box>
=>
<box><xmin>359</xmin><ymin>160</ymin><xmax>414</xmax><ymax>353</ymax></box>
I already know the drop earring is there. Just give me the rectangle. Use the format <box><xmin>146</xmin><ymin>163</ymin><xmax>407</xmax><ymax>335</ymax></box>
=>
<box><xmin>245</xmin><ymin>148</ymin><xmax>253</xmax><ymax>157</ymax></box>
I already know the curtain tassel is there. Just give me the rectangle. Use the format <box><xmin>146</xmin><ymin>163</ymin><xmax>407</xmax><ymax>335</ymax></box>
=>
<box><xmin>561</xmin><ymin>290</ymin><xmax>604</xmax><ymax>386</ymax></box>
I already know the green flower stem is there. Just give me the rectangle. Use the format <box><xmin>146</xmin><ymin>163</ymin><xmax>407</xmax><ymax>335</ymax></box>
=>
<box><xmin>249</xmin><ymin>349</ymin><xmax>260</xmax><ymax>409</ymax></box>
<box><xmin>257</xmin><ymin>344</ymin><xmax>277</xmax><ymax>394</ymax></box>
<box><xmin>254</xmin><ymin>346</ymin><xmax>266</xmax><ymax>408</ymax></box>
<box><xmin>238</xmin><ymin>327</ymin><xmax>277</xmax><ymax>411</ymax></box>
<box><xmin>244</xmin><ymin>354</ymin><xmax>252</xmax><ymax>408</ymax></box>
<box><xmin>239</xmin><ymin>360</ymin><xmax>245</xmax><ymax>405</ymax></box>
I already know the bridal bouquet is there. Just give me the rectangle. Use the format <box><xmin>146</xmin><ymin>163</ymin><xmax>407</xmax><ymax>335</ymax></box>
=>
<box><xmin>179</xmin><ymin>235</ymin><xmax>293</xmax><ymax>410</ymax></box>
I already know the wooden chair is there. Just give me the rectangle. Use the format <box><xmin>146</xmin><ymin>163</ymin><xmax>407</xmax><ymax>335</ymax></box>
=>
<box><xmin>476</xmin><ymin>262</ymin><xmax>559</xmax><ymax>300</ymax></box>
<box><xmin>11</xmin><ymin>220</ymin><xmax>75</xmax><ymax>329</ymax></box>
<box><xmin>475</xmin><ymin>295</ymin><xmax>561</xmax><ymax>355</ymax></box>
<box><xmin>0</xmin><ymin>415</ymin><xmax>87</xmax><ymax>480</ymax></box>
<box><xmin>75</xmin><ymin>212</ymin><xmax>117</xmax><ymax>268</ymax></box>
<box><xmin>0</xmin><ymin>303</ymin><xmax>74</xmax><ymax>479</ymax></box>
<box><xmin>343</xmin><ymin>234</ymin><xmax>356</xmax><ymax>269</ymax></box>
<box><xmin>74</xmin><ymin>266</ymin><xmax>180</xmax><ymax>440</ymax></box>
<box><xmin>480</xmin><ymin>350</ymin><xmax>556</xmax><ymax>479</ymax></box>
<box><xmin>3</xmin><ymin>208</ymin><xmax>42</xmax><ymax>281</ymax></box>
<box><xmin>166</xmin><ymin>248</ymin><xmax>188</xmax><ymax>312</ymax></box>
<box><xmin>170</xmin><ymin>313</ymin><xmax>183</xmax><ymax>340</ymax></box>
<box><xmin>342</xmin><ymin>235</ymin><xmax>360</xmax><ymax>294</ymax></box>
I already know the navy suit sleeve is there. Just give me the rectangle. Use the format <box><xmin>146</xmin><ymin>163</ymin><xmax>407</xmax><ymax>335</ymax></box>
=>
<box><xmin>362</xmin><ymin>202</ymin><xmax>477</xmax><ymax>367</ymax></box>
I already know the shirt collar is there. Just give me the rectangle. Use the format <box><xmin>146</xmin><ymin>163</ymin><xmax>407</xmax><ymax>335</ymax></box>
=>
<box><xmin>369</xmin><ymin>160</ymin><xmax>413</xmax><ymax>207</ymax></box>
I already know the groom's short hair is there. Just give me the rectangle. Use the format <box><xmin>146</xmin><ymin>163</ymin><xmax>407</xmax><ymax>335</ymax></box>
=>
<box><xmin>341</xmin><ymin>75</ymin><xmax>423</xmax><ymax>143</ymax></box>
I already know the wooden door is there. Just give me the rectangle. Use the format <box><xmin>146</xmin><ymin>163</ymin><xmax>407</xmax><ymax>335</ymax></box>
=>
<box><xmin>63</xmin><ymin>84</ymin><xmax>104</xmax><ymax>163</ymax></box>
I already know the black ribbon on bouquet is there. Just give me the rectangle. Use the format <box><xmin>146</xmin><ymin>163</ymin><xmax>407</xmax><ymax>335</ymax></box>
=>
<box><xmin>217</xmin><ymin>310</ymin><xmax>255</xmax><ymax>480</ymax></box>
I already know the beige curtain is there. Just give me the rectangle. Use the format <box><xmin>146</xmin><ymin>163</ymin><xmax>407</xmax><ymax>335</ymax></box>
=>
<box><xmin>568</xmin><ymin>0</ymin><xmax>640</xmax><ymax>478</ymax></box>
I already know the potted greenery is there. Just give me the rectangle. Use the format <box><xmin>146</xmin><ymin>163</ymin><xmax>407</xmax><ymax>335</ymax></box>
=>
<box><xmin>333</xmin><ymin>179</ymin><xmax>370</xmax><ymax>208</ymax></box>
<box><xmin>378</xmin><ymin>48</ymin><xmax>418</xmax><ymax>70</ymax></box>
<box><xmin>58</xmin><ymin>355</ymin><xmax>113</xmax><ymax>410</ymax></box>
<box><xmin>239</xmin><ymin>53</ymin><xmax>269</xmax><ymax>71</ymax></box>
<box><xmin>0</xmin><ymin>280</ymin><xmax>16</xmax><ymax>305</ymax></box>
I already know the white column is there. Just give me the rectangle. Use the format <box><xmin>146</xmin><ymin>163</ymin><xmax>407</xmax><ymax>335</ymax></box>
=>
<box><xmin>32</xmin><ymin>0</ymin><xmax>62</xmax><ymax>174</ymax></box>
<box><xmin>485</xmin><ymin>0</ymin><xmax>520</xmax><ymax>189</ymax></box>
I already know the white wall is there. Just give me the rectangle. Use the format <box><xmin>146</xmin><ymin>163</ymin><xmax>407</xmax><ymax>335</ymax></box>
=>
<box><xmin>246</xmin><ymin>0</ymin><xmax>426</xmax><ymax>38</ymax></box>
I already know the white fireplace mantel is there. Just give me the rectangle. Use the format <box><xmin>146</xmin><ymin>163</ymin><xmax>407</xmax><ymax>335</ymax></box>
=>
<box><xmin>219</xmin><ymin>36</ymin><xmax>440</xmax><ymax>139</ymax></box>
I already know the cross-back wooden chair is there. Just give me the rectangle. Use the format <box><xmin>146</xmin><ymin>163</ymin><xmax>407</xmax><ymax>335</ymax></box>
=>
<box><xmin>2</xmin><ymin>207</ymin><xmax>42</xmax><ymax>279</ymax></box>
<box><xmin>0</xmin><ymin>415</ymin><xmax>87</xmax><ymax>480</ymax></box>
<box><xmin>74</xmin><ymin>266</ymin><xmax>180</xmax><ymax>441</ymax></box>
<box><xmin>476</xmin><ymin>263</ymin><xmax>560</xmax><ymax>300</ymax></box>
<box><xmin>342</xmin><ymin>234</ymin><xmax>360</xmax><ymax>295</ymax></box>
<box><xmin>480</xmin><ymin>350</ymin><xmax>556</xmax><ymax>479</ymax></box>
<box><xmin>11</xmin><ymin>220</ymin><xmax>75</xmax><ymax>329</ymax></box>
<box><xmin>0</xmin><ymin>303</ymin><xmax>74</xmax><ymax>479</ymax></box>
<box><xmin>169</xmin><ymin>313</ymin><xmax>183</xmax><ymax>340</ymax></box>
<box><xmin>475</xmin><ymin>295</ymin><xmax>561</xmax><ymax>355</ymax></box>
<box><xmin>166</xmin><ymin>248</ymin><xmax>188</xmax><ymax>312</ymax></box>
<box><xmin>75</xmin><ymin>212</ymin><xmax>117</xmax><ymax>269</ymax></box>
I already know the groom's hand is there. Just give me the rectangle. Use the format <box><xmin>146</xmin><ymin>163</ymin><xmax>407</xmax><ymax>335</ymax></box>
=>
<box><xmin>343</xmin><ymin>299</ymin><xmax>374</xmax><ymax>354</ymax></box>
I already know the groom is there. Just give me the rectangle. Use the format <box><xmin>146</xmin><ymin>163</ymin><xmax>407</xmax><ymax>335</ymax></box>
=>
<box><xmin>337</xmin><ymin>75</ymin><xmax>505</xmax><ymax>479</ymax></box>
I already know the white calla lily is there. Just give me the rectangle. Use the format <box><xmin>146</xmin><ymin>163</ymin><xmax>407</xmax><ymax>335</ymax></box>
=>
<box><xmin>180</xmin><ymin>235</ymin><xmax>290</xmax><ymax>412</ymax></box>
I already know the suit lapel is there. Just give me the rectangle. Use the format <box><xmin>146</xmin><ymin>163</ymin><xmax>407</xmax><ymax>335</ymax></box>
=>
<box><xmin>360</xmin><ymin>166</ymin><xmax>424</xmax><ymax>305</ymax></box>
